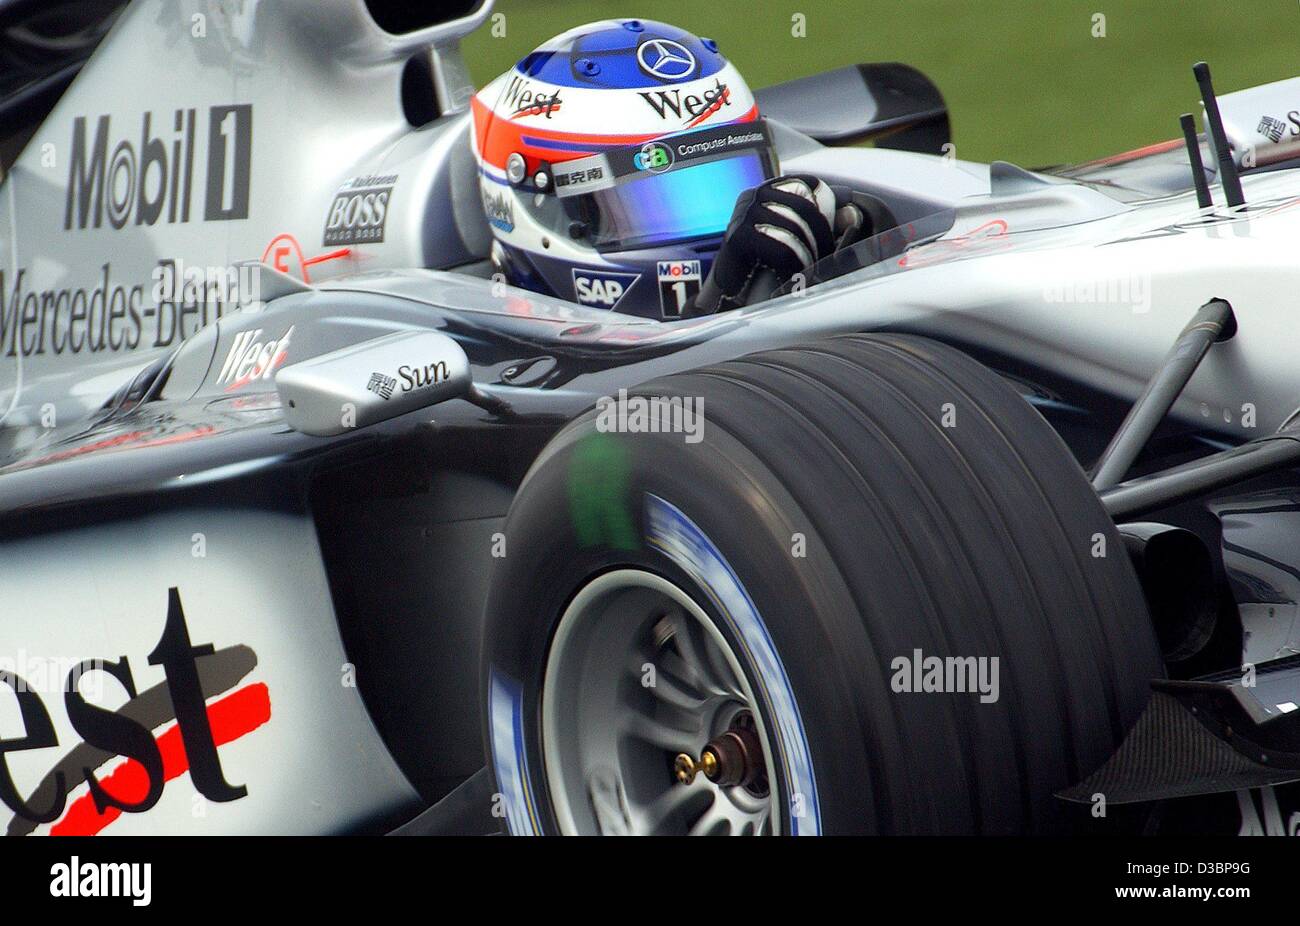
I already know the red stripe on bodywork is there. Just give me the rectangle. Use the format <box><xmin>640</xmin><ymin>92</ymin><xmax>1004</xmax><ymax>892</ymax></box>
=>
<box><xmin>302</xmin><ymin>247</ymin><xmax>351</xmax><ymax>269</ymax></box>
<box><xmin>6</xmin><ymin>425</ymin><xmax>219</xmax><ymax>473</ymax></box>
<box><xmin>50</xmin><ymin>683</ymin><xmax>271</xmax><ymax>836</ymax></box>
<box><xmin>1072</xmin><ymin>138</ymin><xmax>1183</xmax><ymax>169</ymax></box>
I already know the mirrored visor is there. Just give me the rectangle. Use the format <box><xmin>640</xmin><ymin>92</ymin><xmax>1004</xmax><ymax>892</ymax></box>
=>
<box><xmin>552</xmin><ymin>120</ymin><xmax>776</xmax><ymax>250</ymax></box>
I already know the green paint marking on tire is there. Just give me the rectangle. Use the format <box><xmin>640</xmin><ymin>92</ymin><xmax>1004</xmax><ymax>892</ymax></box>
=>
<box><xmin>567</xmin><ymin>432</ymin><xmax>638</xmax><ymax>551</ymax></box>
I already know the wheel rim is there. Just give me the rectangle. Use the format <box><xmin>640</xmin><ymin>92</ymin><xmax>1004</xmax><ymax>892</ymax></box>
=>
<box><xmin>541</xmin><ymin>569</ymin><xmax>781</xmax><ymax>835</ymax></box>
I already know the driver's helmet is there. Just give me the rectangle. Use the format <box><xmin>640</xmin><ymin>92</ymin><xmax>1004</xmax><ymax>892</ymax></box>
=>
<box><xmin>470</xmin><ymin>19</ymin><xmax>777</xmax><ymax>319</ymax></box>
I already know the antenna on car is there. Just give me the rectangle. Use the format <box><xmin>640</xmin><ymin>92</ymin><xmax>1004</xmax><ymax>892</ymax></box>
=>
<box><xmin>1193</xmin><ymin>61</ymin><xmax>1245</xmax><ymax>208</ymax></box>
<box><xmin>1179</xmin><ymin>113</ymin><xmax>1213</xmax><ymax>210</ymax></box>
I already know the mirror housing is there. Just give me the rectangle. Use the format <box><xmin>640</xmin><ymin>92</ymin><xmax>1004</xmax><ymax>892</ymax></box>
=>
<box><xmin>275</xmin><ymin>330</ymin><xmax>472</xmax><ymax>436</ymax></box>
<box><xmin>1214</xmin><ymin>75</ymin><xmax>1300</xmax><ymax>169</ymax></box>
<box><xmin>755</xmin><ymin>63</ymin><xmax>950</xmax><ymax>154</ymax></box>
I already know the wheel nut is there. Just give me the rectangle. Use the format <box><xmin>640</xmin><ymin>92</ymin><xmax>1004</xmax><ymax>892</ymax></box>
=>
<box><xmin>674</xmin><ymin>723</ymin><xmax>764</xmax><ymax>788</ymax></box>
<box><xmin>674</xmin><ymin>749</ymin><xmax>718</xmax><ymax>784</ymax></box>
<box><xmin>704</xmin><ymin>729</ymin><xmax>762</xmax><ymax>788</ymax></box>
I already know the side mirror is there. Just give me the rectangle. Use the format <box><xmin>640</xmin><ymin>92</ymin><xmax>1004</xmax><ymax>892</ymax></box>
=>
<box><xmin>755</xmin><ymin>63</ymin><xmax>950</xmax><ymax>154</ymax></box>
<box><xmin>275</xmin><ymin>330</ymin><xmax>473</xmax><ymax>436</ymax></box>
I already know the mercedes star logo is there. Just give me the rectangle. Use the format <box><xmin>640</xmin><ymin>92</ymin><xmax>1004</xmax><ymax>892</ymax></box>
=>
<box><xmin>637</xmin><ymin>39</ymin><xmax>697</xmax><ymax>81</ymax></box>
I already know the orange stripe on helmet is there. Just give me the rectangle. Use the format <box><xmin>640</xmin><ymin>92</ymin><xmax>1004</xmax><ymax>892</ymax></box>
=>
<box><xmin>471</xmin><ymin>95</ymin><xmax>759</xmax><ymax>175</ymax></box>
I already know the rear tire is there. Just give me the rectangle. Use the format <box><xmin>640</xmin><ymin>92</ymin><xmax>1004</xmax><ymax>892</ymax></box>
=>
<box><xmin>481</xmin><ymin>333</ymin><xmax>1163</xmax><ymax>834</ymax></box>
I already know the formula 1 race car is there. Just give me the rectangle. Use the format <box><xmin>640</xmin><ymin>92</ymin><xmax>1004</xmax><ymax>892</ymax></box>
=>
<box><xmin>1</xmin><ymin>0</ymin><xmax>1299</xmax><ymax>837</ymax></box>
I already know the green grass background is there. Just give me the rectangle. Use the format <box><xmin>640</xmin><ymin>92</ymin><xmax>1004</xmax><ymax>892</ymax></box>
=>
<box><xmin>463</xmin><ymin>0</ymin><xmax>1300</xmax><ymax>167</ymax></box>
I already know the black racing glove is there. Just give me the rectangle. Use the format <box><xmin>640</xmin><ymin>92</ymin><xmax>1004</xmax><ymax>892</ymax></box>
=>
<box><xmin>687</xmin><ymin>174</ymin><xmax>880</xmax><ymax>315</ymax></box>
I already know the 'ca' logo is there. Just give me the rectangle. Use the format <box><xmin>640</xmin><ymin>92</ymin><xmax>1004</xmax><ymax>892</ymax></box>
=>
<box><xmin>633</xmin><ymin>143</ymin><xmax>674</xmax><ymax>173</ymax></box>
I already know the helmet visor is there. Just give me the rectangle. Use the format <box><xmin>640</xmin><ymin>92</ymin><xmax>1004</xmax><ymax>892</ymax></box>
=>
<box><xmin>552</xmin><ymin>121</ymin><xmax>776</xmax><ymax>250</ymax></box>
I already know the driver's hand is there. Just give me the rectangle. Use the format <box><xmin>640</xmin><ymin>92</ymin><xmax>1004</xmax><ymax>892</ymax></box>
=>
<box><xmin>688</xmin><ymin>175</ymin><xmax>868</xmax><ymax>315</ymax></box>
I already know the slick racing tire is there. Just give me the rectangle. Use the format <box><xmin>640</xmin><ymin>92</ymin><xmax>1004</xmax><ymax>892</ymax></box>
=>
<box><xmin>480</xmin><ymin>333</ymin><xmax>1163</xmax><ymax>835</ymax></box>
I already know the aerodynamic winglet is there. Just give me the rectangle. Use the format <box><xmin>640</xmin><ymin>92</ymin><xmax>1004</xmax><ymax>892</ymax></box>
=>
<box><xmin>235</xmin><ymin>260</ymin><xmax>314</xmax><ymax>304</ymax></box>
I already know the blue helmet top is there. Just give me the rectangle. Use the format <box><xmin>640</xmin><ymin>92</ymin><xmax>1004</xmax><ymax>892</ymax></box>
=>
<box><xmin>516</xmin><ymin>19</ymin><xmax>727</xmax><ymax>90</ymax></box>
